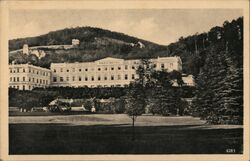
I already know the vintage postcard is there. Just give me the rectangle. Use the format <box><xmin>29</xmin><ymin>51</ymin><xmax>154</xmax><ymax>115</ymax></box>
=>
<box><xmin>0</xmin><ymin>0</ymin><xmax>249</xmax><ymax>161</ymax></box>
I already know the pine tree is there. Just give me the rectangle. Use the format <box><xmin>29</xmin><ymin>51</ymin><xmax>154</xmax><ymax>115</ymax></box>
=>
<box><xmin>221</xmin><ymin>56</ymin><xmax>243</xmax><ymax>124</ymax></box>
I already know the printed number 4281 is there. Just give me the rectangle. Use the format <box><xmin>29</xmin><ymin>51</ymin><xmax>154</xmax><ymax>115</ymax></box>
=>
<box><xmin>226</xmin><ymin>149</ymin><xmax>236</xmax><ymax>153</ymax></box>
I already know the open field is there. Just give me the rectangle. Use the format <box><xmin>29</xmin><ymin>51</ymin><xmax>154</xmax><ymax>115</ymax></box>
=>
<box><xmin>9</xmin><ymin>114</ymin><xmax>243</xmax><ymax>154</ymax></box>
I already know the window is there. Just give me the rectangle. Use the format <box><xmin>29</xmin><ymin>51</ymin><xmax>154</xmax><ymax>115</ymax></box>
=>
<box><xmin>153</xmin><ymin>64</ymin><xmax>156</xmax><ymax>68</ymax></box>
<box><xmin>111</xmin><ymin>75</ymin><xmax>114</xmax><ymax>80</ymax></box>
<box><xmin>79</xmin><ymin>76</ymin><xmax>81</xmax><ymax>81</ymax></box>
<box><xmin>72</xmin><ymin>76</ymin><xmax>75</xmax><ymax>81</ymax></box>
<box><xmin>23</xmin><ymin>85</ymin><xmax>25</xmax><ymax>90</ymax></box>
<box><xmin>132</xmin><ymin>66</ymin><xmax>135</xmax><ymax>69</ymax></box>
<box><xmin>161</xmin><ymin>64</ymin><xmax>165</xmax><ymax>69</ymax></box>
<box><xmin>60</xmin><ymin>68</ymin><xmax>63</xmax><ymax>72</ymax></box>
<box><xmin>29</xmin><ymin>69</ymin><xmax>31</xmax><ymax>73</ymax></box>
<box><xmin>85</xmin><ymin>68</ymin><xmax>88</xmax><ymax>71</ymax></box>
<box><xmin>125</xmin><ymin>74</ymin><xmax>128</xmax><ymax>80</ymax></box>
<box><xmin>67</xmin><ymin>69</ymin><xmax>69</xmax><ymax>72</ymax></box>
<box><xmin>43</xmin><ymin>80</ymin><xmax>45</xmax><ymax>84</ymax></box>
<box><xmin>98</xmin><ymin>68</ymin><xmax>101</xmax><ymax>71</ymax></box>
<box><xmin>37</xmin><ymin>71</ymin><xmax>39</xmax><ymax>75</ymax></box>
<box><xmin>36</xmin><ymin>79</ymin><xmax>38</xmax><ymax>83</ymax></box>
<box><xmin>33</xmin><ymin>78</ymin><xmax>35</xmax><ymax>82</ymax></box>
<box><xmin>17</xmin><ymin>68</ymin><xmax>19</xmax><ymax>73</ymax></box>
<box><xmin>29</xmin><ymin>86</ymin><xmax>31</xmax><ymax>90</ymax></box>
<box><xmin>104</xmin><ymin>67</ymin><xmax>108</xmax><ymax>71</ymax></box>
<box><xmin>17</xmin><ymin>77</ymin><xmax>19</xmax><ymax>82</ymax></box>
<box><xmin>53</xmin><ymin>77</ymin><xmax>57</xmax><ymax>82</ymax></box>
<box><xmin>79</xmin><ymin>69</ymin><xmax>82</xmax><ymax>72</ymax></box>
<box><xmin>60</xmin><ymin>77</ymin><xmax>63</xmax><ymax>82</ymax></box>
<box><xmin>125</xmin><ymin>65</ymin><xmax>128</xmax><ymax>70</ymax></box>
<box><xmin>23</xmin><ymin>68</ymin><xmax>25</xmax><ymax>72</ymax></box>
<box><xmin>10</xmin><ymin>69</ymin><xmax>12</xmax><ymax>73</ymax></box>
<box><xmin>91</xmin><ymin>76</ymin><xmax>94</xmax><ymax>81</ymax></box>
<box><xmin>54</xmin><ymin>69</ymin><xmax>56</xmax><ymax>73</ymax></box>
<box><xmin>46</xmin><ymin>80</ymin><xmax>48</xmax><ymax>84</ymax></box>
<box><xmin>104</xmin><ymin>76</ymin><xmax>107</xmax><ymax>80</ymax></box>
<box><xmin>117</xmin><ymin>75</ymin><xmax>121</xmax><ymax>80</ymax></box>
<box><xmin>118</xmin><ymin>67</ymin><xmax>121</xmax><ymax>70</ymax></box>
<box><xmin>111</xmin><ymin>67</ymin><xmax>114</xmax><ymax>70</ymax></box>
<box><xmin>66</xmin><ymin>77</ymin><xmax>69</xmax><ymax>81</ymax></box>
<box><xmin>10</xmin><ymin>77</ymin><xmax>12</xmax><ymax>82</ymax></box>
<box><xmin>23</xmin><ymin>77</ymin><xmax>25</xmax><ymax>81</ymax></box>
<box><xmin>98</xmin><ymin>76</ymin><xmax>101</xmax><ymax>81</ymax></box>
<box><xmin>132</xmin><ymin>74</ymin><xmax>135</xmax><ymax>79</ymax></box>
<box><xmin>13</xmin><ymin>77</ymin><xmax>16</xmax><ymax>82</ymax></box>
<box><xmin>17</xmin><ymin>85</ymin><xmax>19</xmax><ymax>89</ymax></box>
<box><xmin>85</xmin><ymin>77</ymin><xmax>88</xmax><ymax>81</ymax></box>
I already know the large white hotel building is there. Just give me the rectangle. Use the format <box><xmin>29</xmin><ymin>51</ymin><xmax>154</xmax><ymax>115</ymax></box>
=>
<box><xmin>9</xmin><ymin>56</ymin><xmax>194</xmax><ymax>90</ymax></box>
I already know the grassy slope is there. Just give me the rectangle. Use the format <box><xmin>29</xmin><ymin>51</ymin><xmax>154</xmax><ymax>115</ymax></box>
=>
<box><xmin>9</xmin><ymin>115</ymin><xmax>243</xmax><ymax>154</ymax></box>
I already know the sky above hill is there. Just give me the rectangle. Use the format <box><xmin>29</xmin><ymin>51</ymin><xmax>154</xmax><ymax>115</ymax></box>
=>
<box><xmin>9</xmin><ymin>9</ymin><xmax>242</xmax><ymax>45</ymax></box>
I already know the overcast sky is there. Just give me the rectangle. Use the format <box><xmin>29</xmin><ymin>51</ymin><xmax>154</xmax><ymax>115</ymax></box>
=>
<box><xmin>9</xmin><ymin>9</ymin><xmax>242</xmax><ymax>45</ymax></box>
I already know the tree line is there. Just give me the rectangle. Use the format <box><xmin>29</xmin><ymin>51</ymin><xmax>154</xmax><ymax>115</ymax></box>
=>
<box><xmin>188</xmin><ymin>18</ymin><xmax>243</xmax><ymax>124</ymax></box>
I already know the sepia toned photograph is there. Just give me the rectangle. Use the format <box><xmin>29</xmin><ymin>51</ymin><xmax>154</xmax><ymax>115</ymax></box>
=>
<box><xmin>0</xmin><ymin>0</ymin><xmax>249</xmax><ymax>161</ymax></box>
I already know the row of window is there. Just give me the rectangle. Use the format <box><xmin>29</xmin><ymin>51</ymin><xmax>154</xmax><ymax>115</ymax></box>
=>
<box><xmin>53</xmin><ymin>74</ymin><xmax>135</xmax><ymax>82</ymax></box>
<box><xmin>10</xmin><ymin>68</ymin><xmax>50</xmax><ymax>76</ymax></box>
<box><xmin>53</xmin><ymin>63</ymin><xmax>174</xmax><ymax>73</ymax></box>
<box><xmin>53</xmin><ymin>65</ymin><xmax>136</xmax><ymax>73</ymax></box>
<box><xmin>10</xmin><ymin>84</ymin><xmax>46</xmax><ymax>90</ymax></box>
<box><xmin>10</xmin><ymin>77</ymin><xmax>49</xmax><ymax>85</ymax></box>
<box><xmin>53</xmin><ymin>84</ymin><xmax>129</xmax><ymax>88</ymax></box>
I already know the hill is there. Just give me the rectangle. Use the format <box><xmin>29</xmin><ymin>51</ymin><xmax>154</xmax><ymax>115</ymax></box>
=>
<box><xmin>9</xmin><ymin>27</ymin><xmax>169</xmax><ymax>68</ymax></box>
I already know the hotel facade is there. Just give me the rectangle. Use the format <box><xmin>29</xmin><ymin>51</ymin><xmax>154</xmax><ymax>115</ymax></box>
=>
<box><xmin>50</xmin><ymin>56</ymin><xmax>182</xmax><ymax>88</ymax></box>
<box><xmin>9</xmin><ymin>63</ymin><xmax>51</xmax><ymax>90</ymax></box>
<box><xmin>9</xmin><ymin>56</ymin><xmax>194</xmax><ymax>90</ymax></box>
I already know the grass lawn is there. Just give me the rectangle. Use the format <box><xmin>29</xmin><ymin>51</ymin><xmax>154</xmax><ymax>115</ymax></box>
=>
<box><xmin>9</xmin><ymin>114</ymin><xmax>243</xmax><ymax>154</ymax></box>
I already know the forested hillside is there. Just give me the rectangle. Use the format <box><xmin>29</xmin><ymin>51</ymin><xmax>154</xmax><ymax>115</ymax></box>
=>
<box><xmin>181</xmin><ymin>17</ymin><xmax>243</xmax><ymax>124</ymax></box>
<box><xmin>9</xmin><ymin>27</ymin><xmax>169</xmax><ymax>68</ymax></box>
<box><xmin>164</xmin><ymin>16</ymin><xmax>243</xmax><ymax>124</ymax></box>
<box><xmin>167</xmin><ymin>17</ymin><xmax>243</xmax><ymax>77</ymax></box>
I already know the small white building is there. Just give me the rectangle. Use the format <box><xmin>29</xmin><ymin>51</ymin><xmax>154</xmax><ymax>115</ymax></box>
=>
<box><xmin>72</xmin><ymin>39</ymin><xmax>80</xmax><ymax>46</ymax></box>
<box><xmin>182</xmin><ymin>74</ymin><xmax>195</xmax><ymax>86</ymax></box>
